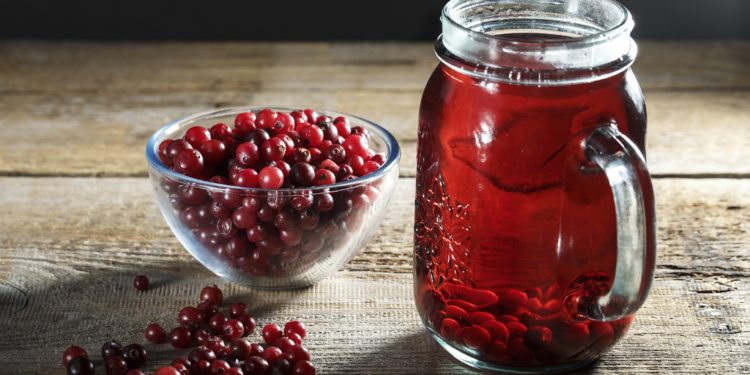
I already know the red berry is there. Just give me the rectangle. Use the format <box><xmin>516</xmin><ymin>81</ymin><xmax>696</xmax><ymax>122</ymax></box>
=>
<box><xmin>274</xmin><ymin>337</ymin><xmax>296</xmax><ymax>352</ymax></box>
<box><xmin>343</xmin><ymin>134</ymin><xmax>369</xmax><ymax>158</ymax></box>
<box><xmin>154</xmin><ymin>366</ymin><xmax>181</xmax><ymax>375</ymax></box>
<box><xmin>256</xmin><ymin>108</ymin><xmax>278</xmax><ymax>129</ymax></box>
<box><xmin>241</xmin><ymin>356</ymin><xmax>269</xmax><ymax>375</ymax></box>
<box><xmin>63</xmin><ymin>345</ymin><xmax>88</xmax><ymax>367</ymax></box>
<box><xmin>133</xmin><ymin>275</ymin><xmax>149</xmax><ymax>291</ymax></box>
<box><xmin>303</xmin><ymin>109</ymin><xmax>318</xmax><ymax>123</ymax></box>
<box><xmin>174</xmin><ymin>149</ymin><xmax>205</xmax><ymax>177</ymax></box>
<box><xmin>284</xmin><ymin>321</ymin><xmax>307</xmax><ymax>340</ymax></box>
<box><xmin>283</xmin><ymin>345</ymin><xmax>310</xmax><ymax>364</ymax></box>
<box><xmin>158</xmin><ymin>139</ymin><xmax>174</xmax><ymax>166</ymax></box>
<box><xmin>210</xmin><ymin>360</ymin><xmax>231</xmax><ymax>375</ymax></box>
<box><xmin>228</xmin><ymin>302</ymin><xmax>247</xmax><ymax>319</ymax></box>
<box><xmin>360</xmin><ymin>160</ymin><xmax>380</xmax><ymax>175</ymax></box>
<box><xmin>184</xmin><ymin>126</ymin><xmax>212</xmax><ymax>148</ymax></box>
<box><xmin>347</xmin><ymin>155</ymin><xmax>365</xmax><ymax>175</ymax></box>
<box><xmin>179</xmin><ymin>306</ymin><xmax>204</xmax><ymax>330</ymax></box>
<box><xmin>289</xmin><ymin>163</ymin><xmax>315</xmax><ymax>187</ymax></box>
<box><xmin>230</xmin><ymin>339</ymin><xmax>253</xmax><ymax>361</ymax></box>
<box><xmin>67</xmin><ymin>357</ymin><xmax>95</xmax><ymax>375</ymax></box>
<box><xmin>262</xmin><ymin>346</ymin><xmax>283</xmax><ymax>363</ymax></box>
<box><xmin>223</xmin><ymin>319</ymin><xmax>245</xmax><ymax>341</ymax></box>
<box><xmin>259</xmin><ymin>166</ymin><xmax>284</xmax><ymax>189</ymax></box>
<box><xmin>145</xmin><ymin>323</ymin><xmax>167</xmax><ymax>343</ymax></box>
<box><xmin>262</xmin><ymin>323</ymin><xmax>283</xmax><ymax>344</ymax></box>
<box><xmin>166</xmin><ymin>139</ymin><xmax>193</xmax><ymax>162</ymax></box>
<box><xmin>293</xmin><ymin>361</ymin><xmax>316</xmax><ymax>375</ymax></box>
<box><xmin>236</xmin><ymin>142</ymin><xmax>260</xmax><ymax>167</ymax></box>
<box><xmin>313</xmin><ymin>169</ymin><xmax>336</xmax><ymax>186</ymax></box>
<box><xmin>273</xmin><ymin>112</ymin><xmax>295</xmax><ymax>133</ymax></box>
<box><xmin>261</xmin><ymin>137</ymin><xmax>287</xmax><ymax>161</ymax></box>
<box><xmin>239</xmin><ymin>314</ymin><xmax>256</xmax><ymax>336</ymax></box>
<box><xmin>299</xmin><ymin>125</ymin><xmax>324</xmax><ymax>147</ymax></box>
<box><xmin>126</xmin><ymin>370</ymin><xmax>145</xmax><ymax>375</ymax></box>
<box><xmin>210</xmin><ymin>123</ymin><xmax>232</xmax><ymax>139</ymax></box>
<box><xmin>199</xmin><ymin>139</ymin><xmax>227</xmax><ymax>165</ymax></box>
<box><xmin>234</xmin><ymin>112</ymin><xmax>257</xmax><ymax>136</ymax></box>
<box><xmin>233</xmin><ymin>168</ymin><xmax>259</xmax><ymax>188</ymax></box>
<box><xmin>169</xmin><ymin>327</ymin><xmax>193</xmax><ymax>349</ymax></box>
<box><xmin>200</xmin><ymin>285</ymin><xmax>224</xmax><ymax>306</ymax></box>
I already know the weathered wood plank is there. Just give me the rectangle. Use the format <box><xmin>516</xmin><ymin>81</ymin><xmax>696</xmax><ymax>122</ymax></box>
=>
<box><xmin>1</xmin><ymin>41</ymin><xmax>748</xmax><ymax>93</ymax></box>
<box><xmin>1</xmin><ymin>90</ymin><xmax>748</xmax><ymax>177</ymax></box>
<box><xmin>0</xmin><ymin>177</ymin><xmax>748</xmax><ymax>373</ymax></box>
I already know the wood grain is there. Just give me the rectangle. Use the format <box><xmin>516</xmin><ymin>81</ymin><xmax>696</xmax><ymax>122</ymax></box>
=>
<box><xmin>0</xmin><ymin>177</ymin><xmax>748</xmax><ymax>374</ymax></box>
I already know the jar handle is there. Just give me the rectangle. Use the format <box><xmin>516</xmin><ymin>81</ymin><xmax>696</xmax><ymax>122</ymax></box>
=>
<box><xmin>580</xmin><ymin>125</ymin><xmax>654</xmax><ymax>321</ymax></box>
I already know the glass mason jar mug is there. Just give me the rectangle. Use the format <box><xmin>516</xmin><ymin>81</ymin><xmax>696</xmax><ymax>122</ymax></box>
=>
<box><xmin>414</xmin><ymin>0</ymin><xmax>656</xmax><ymax>373</ymax></box>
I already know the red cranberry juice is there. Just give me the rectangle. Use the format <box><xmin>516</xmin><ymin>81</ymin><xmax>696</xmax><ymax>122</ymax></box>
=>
<box><xmin>415</xmin><ymin>65</ymin><xmax>647</xmax><ymax>366</ymax></box>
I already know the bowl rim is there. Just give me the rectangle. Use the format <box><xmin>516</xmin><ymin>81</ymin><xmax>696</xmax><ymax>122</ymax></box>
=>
<box><xmin>146</xmin><ymin>106</ymin><xmax>401</xmax><ymax>193</ymax></box>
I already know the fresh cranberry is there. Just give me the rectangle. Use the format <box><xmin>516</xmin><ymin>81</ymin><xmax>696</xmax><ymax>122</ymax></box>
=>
<box><xmin>179</xmin><ymin>306</ymin><xmax>204</xmax><ymax>331</ymax></box>
<box><xmin>158</xmin><ymin>139</ymin><xmax>174</xmax><ymax>166</ymax></box>
<box><xmin>273</xmin><ymin>337</ymin><xmax>296</xmax><ymax>353</ymax></box>
<box><xmin>239</xmin><ymin>314</ymin><xmax>257</xmax><ymax>336</ymax></box>
<box><xmin>262</xmin><ymin>324</ymin><xmax>283</xmax><ymax>344</ymax></box>
<box><xmin>299</xmin><ymin>125</ymin><xmax>324</xmax><ymax>147</ymax></box>
<box><xmin>234</xmin><ymin>112</ymin><xmax>257</xmax><ymax>136</ymax></box>
<box><xmin>154</xmin><ymin>367</ymin><xmax>181</xmax><ymax>375</ymax></box>
<box><xmin>236</xmin><ymin>142</ymin><xmax>261</xmax><ymax>167</ymax></box>
<box><xmin>283</xmin><ymin>345</ymin><xmax>310</xmax><ymax>364</ymax></box>
<box><xmin>63</xmin><ymin>345</ymin><xmax>88</xmax><ymax>367</ymax></box>
<box><xmin>273</xmin><ymin>112</ymin><xmax>295</xmax><ymax>133</ymax></box>
<box><xmin>189</xmin><ymin>345</ymin><xmax>217</xmax><ymax>364</ymax></box>
<box><xmin>170</xmin><ymin>327</ymin><xmax>193</xmax><ymax>349</ymax></box>
<box><xmin>289</xmin><ymin>163</ymin><xmax>315</xmax><ymax>187</ymax></box>
<box><xmin>209</xmin><ymin>313</ymin><xmax>228</xmax><ymax>334</ymax></box>
<box><xmin>271</xmin><ymin>359</ymin><xmax>291</xmax><ymax>375</ymax></box>
<box><xmin>303</xmin><ymin>109</ymin><xmax>319</xmax><ymax>123</ymax></box>
<box><xmin>126</xmin><ymin>370</ymin><xmax>145</xmax><ymax>375</ymax></box>
<box><xmin>256</xmin><ymin>109</ymin><xmax>278</xmax><ymax>129</ymax></box>
<box><xmin>290</xmin><ymin>111</ymin><xmax>307</xmax><ymax>125</ymax></box>
<box><xmin>223</xmin><ymin>319</ymin><xmax>245</xmax><ymax>341</ymax></box>
<box><xmin>226</xmin><ymin>368</ymin><xmax>243</xmax><ymax>375</ymax></box>
<box><xmin>210</xmin><ymin>123</ymin><xmax>232</xmax><ymax>139</ymax></box>
<box><xmin>246</xmin><ymin>224</ymin><xmax>269</xmax><ymax>242</ymax></box>
<box><xmin>273</xmin><ymin>211</ymin><xmax>298</xmax><ymax>230</ymax></box>
<box><xmin>105</xmin><ymin>355</ymin><xmax>128</xmax><ymax>375</ymax></box>
<box><xmin>268</xmin><ymin>160</ymin><xmax>291</xmax><ymax>178</ymax></box>
<box><xmin>259</xmin><ymin>166</ymin><xmax>284</xmax><ymax>189</ymax></box>
<box><xmin>308</xmin><ymin>147</ymin><xmax>323</xmax><ymax>163</ymax></box>
<box><xmin>122</xmin><ymin>344</ymin><xmax>147</xmax><ymax>369</ymax></box>
<box><xmin>313</xmin><ymin>194</ymin><xmax>334</xmax><ymax>212</ymax></box>
<box><xmin>285</xmin><ymin>332</ymin><xmax>303</xmax><ymax>346</ymax></box>
<box><xmin>185</xmin><ymin>126</ymin><xmax>212</xmax><ymax>148</ymax></box>
<box><xmin>67</xmin><ymin>357</ymin><xmax>95</xmax><ymax>375</ymax></box>
<box><xmin>195</xmin><ymin>329</ymin><xmax>212</xmax><ymax>346</ymax></box>
<box><xmin>262</xmin><ymin>346</ymin><xmax>283</xmax><ymax>363</ymax></box>
<box><xmin>145</xmin><ymin>323</ymin><xmax>167</xmax><ymax>343</ymax></box>
<box><xmin>283</xmin><ymin>321</ymin><xmax>306</xmax><ymax>340</ymax></box>
<box><xmin>261</xmin><ymin>138</ymin><xmax>287</xmax><ymax>161</ymax></box>
<box><xmin>245</xmin><ymin>129</ymin><xmax>271</xmax><ymax>147</ymax></box>
<box><xmin>166</xmin><ymin>139</ymin><xmax>194</xmax><ymax>162</ymax></box>
<box><xmin>101</xmin><ymin>340</ymin><xmax>124</xmax><ymax>359</ymax></box>
<box><xmin>241</xmin><ymin>356</ymin><xmax>270</xmax><ymax>375</ymax></box>
<box><xmin>313</xmin><ymin>169</ymin><xmax>336</xmax><ymax>186</ymax></box>
<box><xmin>233</xmin><ymin>168</ymin><xmax>260</xmax><ymax>188</ymax></box>
<box><xmin>193</xmin><ymin>360</ymin><xmax>212</xmax><ymax>375</ymax></box>
<box><xmin>200</xmin><ymin>285</ymin><xmax>224</xmax><ymax>306</ymax></box>
<box><xmin>229</xmin><ymin>339</ymin><xmax>252</xmax><ymax>361</ymax></box>
<box><xmin>133</xmin><ymin>275</ymin><xmax>149</xmax><ymax>291</ymax></box>
<box><xmin>289</xmin><ymin>148</ymin><xmax>311</xmax><ymax>164</ymax></box>
<box><xmin>210</xmin><ymin>360</ymin><xmax>232</xmax><ymax>375</ymax></box>
<box><xmin>360</xmin><ymin>160</ymin><xmax>380</xmax><ymax>175</ymax></box>
<box><xmin>292</xmin><ymin>361</ymin><xmax>315</xmax><ymax>375</ymax></box>
<box><xmin>175</xmin><ymin>149</ymin><xmax>205</xmax><ymax>177</ymax></box>
<box><xmin>347</xmin><ymin>155</ymin><xmax>365</xmax><ymax>176</ymax></box>
<box><xmin>290</xmin><ymin>193</ymin><xmax>313</xmax><ymax>211</ymax></box>
<box><xmin>200</xmin><ymin>139</ymin><xmax>228</xmax><ymax>165</ymax></box>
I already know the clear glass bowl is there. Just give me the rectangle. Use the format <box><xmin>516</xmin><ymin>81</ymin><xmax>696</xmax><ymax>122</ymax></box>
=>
<box><xmin>145</xmin><ymin>107</ymin><xmax>400</xmax><ymax>289</ymax></box>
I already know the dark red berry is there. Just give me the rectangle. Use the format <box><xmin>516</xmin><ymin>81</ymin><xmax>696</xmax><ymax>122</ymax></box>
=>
<box><xmin>154</xmin><ymin>367</ymin><xmax>181</xmax><ymax>375</ymax></box>
<box><xmin>210</xmin><ymin>360</ymin><xmax>232</xmax><ymax>375</ymax></box>
<box><xmin>325</xmin><ymin>144</ymin><xmax>346</xmax><ymax>163</ymax></box>
<box><xmin>67</xmin><ymin>357</ymin><xmax>95</xmax><ymax>375</ymax></box>
<box><xmin>283</xmin><ymin>345</ymin><xmax>310</xmax><ymax>364</ymax></box>
<box><xmin>226</xmin><ymin>368</ymin><xmax>243</xmax><ymax>375</ymax></box>
<box><xmin>289</xmin><ymin>163</ymin><xmax>315</xmax><ymax>187</ymax></box>
<box><xmin>245</xmin><ymin>129</ymin><xmax>271</xmax><ymax>147</ymax></box>
<box><xmin>241</xmin><ymin>356</ymin><xmax>270</xmax><ymax>375</ymax></box>
<box><xmin>122</xmin><ymin>343</ymin><xmax>147</xmax><ymax>369</ymax></box>
<box><xmin>292</xmin><ymin>360</ymin><xmax>315</xmax><ymax>375</ymax></box>
<box><xmin>273</xmin><ymin>337</ymin><xmax>296</xmax><ymax>353</ymax></box>
<box><xmin>175</xmin><ymin>149</ymin><xmax>205</xmax><ymax>177</ymax></box>
<box><xmin>195</xmin><ymin>329</ymin><xmax>212</xmax><ymax>346</ymax></box>
<box><xmin>102</xmin><ymin>340</ymin><xmax>124</xmax><ymax>359</ymax></box>
<box><xmin>262</xmin><ymin>324</ymin><xmax>283</xmax><ymax>345</ymax></box>
<box><xmin>188</xmin><ymin>345</ymin><xmax>217</xmax><ymax>365</ymax></box>
<box><xmin>197</xmin><ymin>301</ymin><xmax>220</xmax><ymax>321</ymax></box>
<box><xmin>184</xmin><ymin>126</ymin><xmax>212</xmax><ymax>148</ymax></box>
<box><xmin>210</xmin><ymin>123</ymin><xmax>232</xmax><ymax>139</ymax></box>
<box><xmin>166</xmin><ymin>139</ymin><xmax>194</xmax><ymax>162</ymax></box>
<box><xmin>262</xmin><ymin>346</ymin><xmax>283</xmax><ymax>363</ymax></box>
<box><xmin>271</xmin><ymin>359</ymin><xmax>291</xmax><ymax>375</ymax></box>
<box><xmin>233</xmin><ymin>168</ymin><xmax>259</xmax><ymax>188</ymax></box>
<box><xmin>289</xmin><ymin>148</ymin><xmax>311</xmax><ymax>164</ymax></box>
<box><xmin>230</xmin><ymin>339</ymin><xmax>253</xmax><ymax>361</ymax></box>
<box><xmin>223</xmin><ymin>319</ymin><xmax>245</xmax><ymax>341</ymax></box>
<box><xmin>145</xmin><ymin>323</ymin><xmax>167</xmax><ymax>343</ymax></box>
<box><xmin>360</xmin><ymin>160</ymin><xmax>380</xmax><ymax>175</ymax></box>
<box><xmin>200</xmin><ymin>285</ymin><xmax>224</xmax><ymax>306</ymax></box>
<box><xmin>105</xmin><ymin>355</ymin><xmax>128</xmax><ymax>375</ymax></box>
<box><xmin>63</xmin><ymin>345</ymin><xmax>88</xmax><ymax>367</ymax></box>
<box><xmin>158</xmin><ymin>139</ymin><xmax>174</xmax><ymax>166</ymax></box>
<box><xmin>126</xmin><ymin>370</ymin><xmax>145</xmax><ymax>375</ymax></box>
<box><xmin>133</xmin><ymin>275</ymin><xmax>149</xmax><ymax>291</ymax></box>
<box><xmin>256</xmin><ymin>109</ymin><xmax>278</xmax><ymax>129</ymax></box>
<box><xmin>261</xmin><ymin>138</ymin><xmax>287</xmax><ymax>161</ymax></box>
<box><xmin>209</xmin><ymin>313</ymin><xmax>228</xmax><ymax>334</ymax></box>
<box><xmin>170</xmin><ymin>327</ymin><xmax>193</xmax><ymax>349</ymax></box>
<box><xmin>179</xmin><ymin>306</ymin><xmax>204</xmax><ymax>331</ymax></box>
<box><xmin>239</xmin><ymin>314</ymin><xmax>257</xmax><ymax>336</ymax></box>
<box><xmin>200</xmin><ymin>139</ymin><xmax>228</xmax><ymax>165</ymax></box>
<box><xmin>284</xmin><ymin>321</ymin><xmax>307</xmax><ymax>340</ymax></box>
<box><xmin>236</xmin><ymin>142</ymin><xmax>261</xmax><ymax>167</ymax></box>
<box><xmin>227</xmin><ymin>302</ymin><xmax>247</xmax><ymax>319</ymax></box>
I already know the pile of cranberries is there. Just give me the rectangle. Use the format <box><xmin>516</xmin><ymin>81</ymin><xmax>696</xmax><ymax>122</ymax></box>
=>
<box><xmin>155</xmin><ymin>109</ymin><xmax>385</xmax><ymax>281</ymax></box>
<box><xmin>63</xmin><ymin>284</ymin><xmax>316</xmax><ymax>375</ymax></box>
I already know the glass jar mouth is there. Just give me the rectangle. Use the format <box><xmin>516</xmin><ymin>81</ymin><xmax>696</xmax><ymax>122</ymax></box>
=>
<box><xmin>440</xmin><ymin>0</ymin><xmax>637</xmax><ymax>85</ymax></box>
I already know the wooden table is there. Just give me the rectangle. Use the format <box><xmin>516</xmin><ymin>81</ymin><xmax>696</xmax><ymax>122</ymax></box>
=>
<box><xmin>0</xmin><ymin>41</ymin><xmax>748</xmax><ymax>374</ymax></box>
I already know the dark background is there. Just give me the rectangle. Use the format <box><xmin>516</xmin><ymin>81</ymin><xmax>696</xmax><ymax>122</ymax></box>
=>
<box><xmin>0</xmin><ymin>0</ymin><xmax>748</xmax><ymax>40</ymax></box>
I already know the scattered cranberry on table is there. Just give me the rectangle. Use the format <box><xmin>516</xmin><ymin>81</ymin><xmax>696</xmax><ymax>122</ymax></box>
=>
<box><xmin>63</xmin><ymin>284</ymin><xmax>316</xmax><ymax>375</ymax></box>
<box><xmin>133</xmin><ymin>275</ymin><xmax>150</xmax><ymax>291</ymax></box>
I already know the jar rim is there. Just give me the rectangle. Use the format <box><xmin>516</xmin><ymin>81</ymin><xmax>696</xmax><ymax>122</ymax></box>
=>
<box><xmin>439</xmin><ymin>0</ymin><xmax>637</xmax><ymax>85</ymax></box>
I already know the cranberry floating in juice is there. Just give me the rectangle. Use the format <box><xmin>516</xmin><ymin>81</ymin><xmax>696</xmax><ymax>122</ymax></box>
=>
<box><xmin>414</xmin><ymin>0</ymin><xmax>656</xmax><ymax>372</ymax></box>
